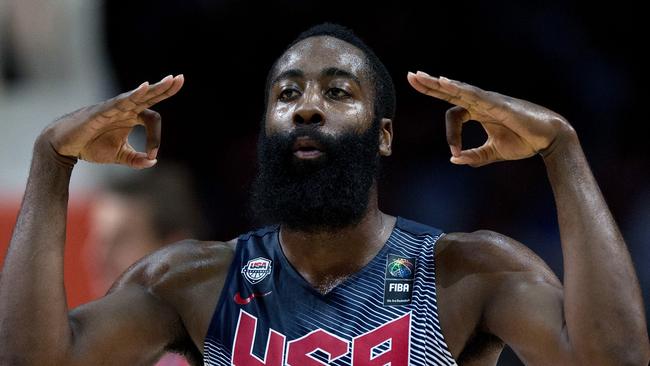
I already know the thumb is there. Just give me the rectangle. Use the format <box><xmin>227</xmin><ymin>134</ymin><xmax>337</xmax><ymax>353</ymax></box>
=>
<box><xmin>116</xmin><ymin>143</ymin><xmax>158</xmax><ymax>169</ymax></box>
<box><xmin>450</xmin><ymin>143</ymin><xmax>500</xmax><ymax>167</ymax></box>
<box><xmin>138</xmin><ymin>109</ymin><xmax>161</xmax><ymax>160</ymax></box>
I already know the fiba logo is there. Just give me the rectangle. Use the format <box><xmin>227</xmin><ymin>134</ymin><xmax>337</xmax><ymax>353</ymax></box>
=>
<box><xmin>384</xmin><ymin>254</ymin><xmax>415</xmax><ymax>305</ymax></box>
<box><xmin>388</xmin><ymin>258</ymin><xmax>414</xmax><ymax>279</ymax></box>
<box><xmin>241</xmin><ymin>257</ymin><xmax>272</xmax><ymax>284</ymax></box>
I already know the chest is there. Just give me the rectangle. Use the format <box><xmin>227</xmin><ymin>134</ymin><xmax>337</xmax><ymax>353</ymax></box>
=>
<box><xmin>205</xmin><ymin>251</ymin><xmax>459</xmax><ymax>365</ymax></box>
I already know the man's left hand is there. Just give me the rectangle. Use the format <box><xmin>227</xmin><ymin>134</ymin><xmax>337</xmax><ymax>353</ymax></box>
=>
<box><xmin>407</xmin><ymin>71</ymin><xmax>575</xmax><ymax>166</ymax></box>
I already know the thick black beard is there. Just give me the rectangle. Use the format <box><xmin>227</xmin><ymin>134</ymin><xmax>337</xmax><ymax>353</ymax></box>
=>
<box><xmin>250</xmin><ymin>120</ymin><xmax>381</xmax><ymax>233</ymax></box>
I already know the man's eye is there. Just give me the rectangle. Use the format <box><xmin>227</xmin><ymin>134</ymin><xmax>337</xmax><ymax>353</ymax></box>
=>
<box><xmin>326</xmin><ymin>88</ymin><xmax>351</xmax><ymax>100</ymax></box>
<box><xmin>279</xmin><ymin>89</ymin><xmax>300</xmax><ymax>102</ymax></box>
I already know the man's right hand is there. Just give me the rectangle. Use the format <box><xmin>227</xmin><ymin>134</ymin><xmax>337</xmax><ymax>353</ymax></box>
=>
<box><xmin>40</xmin><ymin>74</ymin><xmax>184</xmax><ymax>169</ymax></box>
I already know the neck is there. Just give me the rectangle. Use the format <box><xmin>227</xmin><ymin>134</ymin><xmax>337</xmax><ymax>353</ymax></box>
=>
<box><xmin>278</xmin><ymin>185</ymin><xmax>396</xmax><ymax>294</ymax></box>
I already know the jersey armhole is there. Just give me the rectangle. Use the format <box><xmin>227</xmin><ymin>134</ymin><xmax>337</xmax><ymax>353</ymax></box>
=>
<box><xmin>203</xmin><ymin>238</ymin><xmax>243</xmax><ymax>344</ymax></box>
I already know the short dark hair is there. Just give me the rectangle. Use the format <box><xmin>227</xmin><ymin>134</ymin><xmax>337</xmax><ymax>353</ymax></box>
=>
<box><xmin>265</xmin><ymin>23</ymin><xmax>396</xmax><ymax>121</ymax></box>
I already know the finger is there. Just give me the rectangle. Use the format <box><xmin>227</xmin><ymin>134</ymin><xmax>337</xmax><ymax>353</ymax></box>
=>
<box><xmin>409</xmin><ymin>71</ymin><xmax>480</xmax><ymax>112</ymax></box>
<box><xmin>450</xmin><ymin>142</ymin><xmax>500</xmax><ymax>167</ymax></box>
<box><xmin>139</xmin><ymin>74</ymin><xmax>185</xmax><ymax>111</ymax></box>
<box><xmin>407</xmin><ymin>71</ymin><xmax>437</xmax><ymax>94</ymax></box>
<box><xmin>445</xmin><ymin>106</ymin><xmax>471</xmax><ymax>157</ymax></box>
<box><xmin>96</xmin><ymin>81</ymin><xmax>150</xmax><ymax>118</ymax></box>
<box><xmin>137</xmin><ymin>74</ymin><xmax>175</xmax><ymax>103</ymax></box>
<box><xmin>138</xmin><ymin>109</ymin><xmax>162</xmax><ymax>159</ymax></box>
<box><xmin>437</xmin><ymin>76</ymin><xmax>504</xmax><ymax>115</ymax></box>
<box><xmin>413</xmin><ymin>71</ymin><xmax>504</xmax><ymax>116</ymax></box>
<box><xmin>407</xmin><ymin>72</ymin><xmax>459</xmax><ymax>103</ymax></box>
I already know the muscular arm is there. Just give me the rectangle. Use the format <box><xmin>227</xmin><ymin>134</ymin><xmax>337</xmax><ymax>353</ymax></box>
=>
<box><xmin>0</xmin><ymin>137</ymin><xmax>184</xmax><ymax>365</ymax></box>
<box><xmin>474</xmin><ymin>131</ymin><xmax>650</xmax><ymax>366</ymax></box>
<box><xmin>0</xmin><ymin>76</ymin><xmax>195</xmax><ymax>365</ymax></box>
<box><xmin>537</xmin><ymin>130</ymin><xmax>648</xmax><ymax>364</ymax></box>
<box><xmin>408</xmin><ymin>72</ymin><xmax>650</xmax><ymax>365</ymax></box>
<box><xmin>67</xmin><ymin>236</ymin><xmax>232</xmax><ymax>366</ymax></box>
<box><xmin>0</xmin><ymin>138</ymin><xmax>76</xmax><ymax>365</ymax></box>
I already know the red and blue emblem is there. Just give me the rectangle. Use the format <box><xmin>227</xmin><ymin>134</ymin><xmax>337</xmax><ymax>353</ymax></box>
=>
<box><xmin>241</xmin><ymin>257</ymin><xmax>272</xmax><ymax>284</ymax></box>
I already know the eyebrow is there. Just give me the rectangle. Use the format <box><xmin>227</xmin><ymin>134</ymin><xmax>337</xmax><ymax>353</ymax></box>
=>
<box><xmin>271</xmin><ymin>67</ymin><xmax>361</xmax><ymax>86</ymax></box>
<box><xmin>271</xmin><ymin>69</ymin><xmax>304</xmax><ymax>86</ymax></box>
<box><xmin>322</xmin><ymin>67</ymin><xmax>361</xmax><ymax>86</ymax></box>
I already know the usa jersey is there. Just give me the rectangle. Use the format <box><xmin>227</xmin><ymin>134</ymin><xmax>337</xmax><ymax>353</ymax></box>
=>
<box><xmin>204</xmin><ymin>216</ymin><xmax>458</xmax><ymax>365</ymax></box>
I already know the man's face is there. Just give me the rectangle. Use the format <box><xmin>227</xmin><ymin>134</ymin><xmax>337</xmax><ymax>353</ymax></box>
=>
<box><xmin>265</xmin><ymin>36</ymin><xmax>375</xmax><ymax>141</ymax></box>
<box><xmin>251</xmin><ymin>36</ymin><xmax>386</xmax><ymax>233</ymax></box>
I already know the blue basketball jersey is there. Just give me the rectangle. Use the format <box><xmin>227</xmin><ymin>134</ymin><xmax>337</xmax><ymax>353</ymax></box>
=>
<box><xmin>204</xmin><ymin>216</ymin><xmax>458</xmax><ymax>365</ymax></box>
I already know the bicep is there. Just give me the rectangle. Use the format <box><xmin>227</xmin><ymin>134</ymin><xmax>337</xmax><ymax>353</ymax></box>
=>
<box><xmin>484</xmin><ymin>272</ymin><xmax>576</xmax><ymax>365</ymax></box>
<box><xmin>66</xmin><ymin>284</ymin><xmax>184</xmax><ymax>366</ymax></box>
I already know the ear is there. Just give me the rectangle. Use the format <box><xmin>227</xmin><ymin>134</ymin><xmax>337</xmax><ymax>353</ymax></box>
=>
<box><xmin>379</xmin><ymin>118</ymin><xmax>393</xmax><ymax>156</ymax></box>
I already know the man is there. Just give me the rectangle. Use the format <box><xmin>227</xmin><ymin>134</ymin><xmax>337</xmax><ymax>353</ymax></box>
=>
<box><xmin>0</xmin><ymin>23</ymin><xmax>648</xmax><ymax>366</ymax></box>
<box><xmin>84</xmin><ymin>165</ymin><xmax>205</xmax><ymax>299</ymax></box>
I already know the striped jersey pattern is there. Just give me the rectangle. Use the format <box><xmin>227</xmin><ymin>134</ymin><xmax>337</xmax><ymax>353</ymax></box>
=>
<box><xmin>203</xmin><ymin>216</ymin><xmax>458</xmax><ymax>365</ymax></box>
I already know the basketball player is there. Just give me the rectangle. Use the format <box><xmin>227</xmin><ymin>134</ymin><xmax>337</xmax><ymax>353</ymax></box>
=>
<box><xmin>1</xmin><ymin>24</ymin><xmax>648</xmax><ymax>366</ymax></box>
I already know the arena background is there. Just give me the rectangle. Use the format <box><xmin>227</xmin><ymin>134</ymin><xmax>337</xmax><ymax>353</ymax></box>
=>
<box><xmin>1</xmin><ymin>1</ymin><xmax>648</xmax><ymax>364</ymax></box>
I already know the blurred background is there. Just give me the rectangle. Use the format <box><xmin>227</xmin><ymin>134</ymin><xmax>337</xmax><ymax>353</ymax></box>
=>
<box><xmin>0</xmin><ymin>0</ymin><xmax>648</xmax><ymax>364</ymax></box>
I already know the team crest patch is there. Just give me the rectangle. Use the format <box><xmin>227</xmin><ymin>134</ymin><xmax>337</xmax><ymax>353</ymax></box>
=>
<box><xmin>241</xmin><ymin>257</ymin><xmax>272</xmax><ymax>284</ymax></box>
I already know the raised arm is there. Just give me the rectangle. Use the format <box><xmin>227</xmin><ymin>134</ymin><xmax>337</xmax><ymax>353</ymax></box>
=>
<box><xmin>408</xmin><ymin>71</ymin><xmax>650</xmax><ymax>365</ymax></box>
<box><xmin>0</xmin><ymin>75</ymin><xmax>189</xmax><ymax>365</ymax></box>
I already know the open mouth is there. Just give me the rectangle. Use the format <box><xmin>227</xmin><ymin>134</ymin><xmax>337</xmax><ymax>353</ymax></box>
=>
<box><xmin>292</xmin><ymin>136</ymin><xmax>324</xmax><ymax>159</ymax></box>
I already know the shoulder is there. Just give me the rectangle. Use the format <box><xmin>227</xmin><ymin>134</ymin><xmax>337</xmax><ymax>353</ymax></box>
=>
<box><xmin>435</xmin><ymin>230</ymin><xmax>560</xmax><ymax>288</ymax></box>
<box><xmin>436</xmin><ymin>230</ymin><xmax>566</xmax><ymax>333</ymax></box>
<box><xmin>435</xmin><ymin>231</ymin><xmax>574</xmax><ymax>364</ymax></box>
<box><xmin>111</xmin><ymin>238</ymin><xmax>237</xmax><ymax>296</ymax></box>
<box><xmin>433</xmin><ymin>230</ymin><xmax>566</xmax><ymax>360</ymax></box>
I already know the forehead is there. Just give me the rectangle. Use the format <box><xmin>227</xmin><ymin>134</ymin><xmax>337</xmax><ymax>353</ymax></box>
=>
<box><xmin>273</xmin><ymin>36</ymin><xmax>369</xmax><ymax>82</ymax></box>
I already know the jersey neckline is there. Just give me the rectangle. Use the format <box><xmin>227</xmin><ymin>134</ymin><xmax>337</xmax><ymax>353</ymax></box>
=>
<box><xmin>271</xmin><ymin>216</ymin><xmax>402</xmax><ymax>299</ymax></box>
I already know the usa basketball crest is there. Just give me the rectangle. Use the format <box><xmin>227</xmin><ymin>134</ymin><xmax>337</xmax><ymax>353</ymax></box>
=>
<box><xmin>241</xmin><ymin>257</ymin><xmax>272</xmax><ymax>284</ymax></box>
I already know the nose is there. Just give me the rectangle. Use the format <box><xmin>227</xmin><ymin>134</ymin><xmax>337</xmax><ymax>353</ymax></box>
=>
<box><xmin>293</xmin><ymin>89</ymin><xmax>324</xmax><ymax>126</ymax></box>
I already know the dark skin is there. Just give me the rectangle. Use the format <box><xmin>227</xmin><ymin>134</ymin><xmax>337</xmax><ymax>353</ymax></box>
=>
<box><xmin>0</xmin><ymin>36</ymin><xmax>648</xmax><ymax>365</ymax></box>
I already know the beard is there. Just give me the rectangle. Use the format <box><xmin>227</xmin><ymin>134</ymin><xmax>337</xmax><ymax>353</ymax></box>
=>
<box><xmin>250</xmin><ymin>119</ymin><xmax>381</xmax><ymax>233</ymax></box>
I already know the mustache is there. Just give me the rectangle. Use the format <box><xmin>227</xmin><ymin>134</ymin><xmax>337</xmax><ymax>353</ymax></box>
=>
<box><xmin>274</xmin><ymin>126</ymin><xmax>337</xmax><ymax>154</ymax></box>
